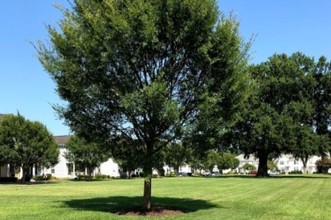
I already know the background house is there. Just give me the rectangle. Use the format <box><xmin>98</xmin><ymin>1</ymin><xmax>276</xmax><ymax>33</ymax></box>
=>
<box><xmin>44</xmin><ymin>135</ymin><xmax>121</xmax><ymax>178</ymax></box>
<box><xmin>236</xmin><ymin>154</ymin><xmax>321</xmax><ymax>174</ymax></box>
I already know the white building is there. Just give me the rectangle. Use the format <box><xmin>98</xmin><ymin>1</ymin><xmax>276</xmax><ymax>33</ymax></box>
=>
<box><xmin>44</xmin><ymin>136</ymin><xmax>121</xmax><ymax>178</ymax></box>
<box><xmin>276</xmin><ymin>155</ymin><xmax>321</xmax><ymax>174</ymax></box>
<box><xmin>236</xmin><ymin>154</ymin><xmax>322</xmax><ymax>174</ymax></box>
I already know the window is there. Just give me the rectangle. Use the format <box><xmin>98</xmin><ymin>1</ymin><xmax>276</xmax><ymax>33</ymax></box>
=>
<box><xmin>280</xmin><ymin>161</ymin><xmax>284</xmax><ymax>165</ymax></box>
<box><xmin>51</xmin><ymin>169</ymin><xmax>55</xmax><ymax>174</ymax></box>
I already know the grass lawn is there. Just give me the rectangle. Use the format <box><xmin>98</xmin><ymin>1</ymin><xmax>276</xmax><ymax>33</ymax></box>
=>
<box><xmin>0</xmin><ymin>175</ymin><xmax>330</xmax><ymax>219</ymax></box>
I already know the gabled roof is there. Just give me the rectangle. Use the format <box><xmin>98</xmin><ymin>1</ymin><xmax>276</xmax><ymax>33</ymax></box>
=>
<box><xmin>54</xmin><ymin>135</ymin><xmax>71</xmax><ymax>145</ymax></box>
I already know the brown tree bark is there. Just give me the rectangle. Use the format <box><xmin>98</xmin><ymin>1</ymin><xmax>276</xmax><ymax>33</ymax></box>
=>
<box><xmin>256</xmin><ymin>152</ymin><xmax>269</xmax><ymax>177</ymax></box>
<box><xmin>143</xmin><ymin>144</ymin><xmax>153</xmax><ymax>210</ymax></box>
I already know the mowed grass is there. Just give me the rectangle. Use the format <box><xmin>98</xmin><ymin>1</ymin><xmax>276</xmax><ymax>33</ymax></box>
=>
<box><xmin>0</xmin><ymin>175</ymin><xmax>330</xmax><ymax>220</ymax></box>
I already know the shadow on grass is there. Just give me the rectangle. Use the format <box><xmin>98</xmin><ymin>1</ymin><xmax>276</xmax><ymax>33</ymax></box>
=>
<box><xmin>62</xmin><ymin>196</ymin><xmax>219</xmax><ymax>214</ymax></box>
<box><xmin>0</xmin><ymin>181</ymin><xmax>60</xmax><ymax>185</ymax></box>
<box><xmin>199</xmin><ymin>174</ymin><xmax>331</xmax><ymax>179</ymax></box>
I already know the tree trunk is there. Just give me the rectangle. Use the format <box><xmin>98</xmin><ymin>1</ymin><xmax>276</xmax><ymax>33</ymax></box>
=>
<box><xmin>143</xmin><ymin>175</ymin><xmax>152</xmax><ymax>210</ymax></box>
<box><xmin>128</xmin><ymin>170</ymin><xmax>132</xmax><ymax>179</ymax></box>
<box><xmin>174</xmin><ymin>165</ymin><xmax>179</xmax><ymax>176</ymax></box>
<box><xmin>21</xmin><ymin>166</ymin><xmax>30</xmax><ymax>183</ymax></box>
<box><xmin>301</xmin><ymin>156</ymin><xmax>308</xmax><ymax>174</ymax></box>
<box><xmin>143</xmin><ymin>145</ymin><xmax>153</xmax><ymax>210</ymax></box>
<box><xmin>302</xmin><ymin>163</ymin><xmax>307</xmax><ymax>174</ymax></box>
<box><xmin>257</xmin><ymin>152</ymin><xmax>269</xmax><ymax>177</ymax></box>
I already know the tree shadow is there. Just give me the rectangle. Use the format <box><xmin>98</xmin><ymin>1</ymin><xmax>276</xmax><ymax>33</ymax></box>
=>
<box><xmin>0</xmin><ymin>181</ymin><xmax>60</xmax><ymax>185</ymax></box>
<box><xmin>208</xmin><ymin>174</ymin><xmax>331</xmax><ymax>179</ymax></box>
<box><xmin>62</xmin><ymin>196</ymin><xmax>220</xmax><ymax>214</ymax></box>
<box><xmin>268</xmin><ymin>175</ymin><xmax>331</xmax><ymax>179</ymax></box>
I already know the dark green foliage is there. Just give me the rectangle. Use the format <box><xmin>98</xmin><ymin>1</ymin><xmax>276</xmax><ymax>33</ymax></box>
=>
<box><xmin>95</xmin><ymin>174</ymin><xmax>110</xmax><ymax>180</ymax></box>
<box><xmin>315</xmin><ymin>158</ymin><xmax>331</xmax><ymax>173</ymax></box>
<box><xmin>163</xmin><ymin>143</ymin><xmax>193</xmax><ymax>175</ymax></box>
<box><xmin>65</xmin><ymin>136</ymin><xmax>110</xmax><ymax>176</ymax></box>
<box><xmin>229</xmin><ymin>53</ymin><xmax>330</xmax><ymax>177</ymax></box>
<box><xmin>288</xmin><ymin>171</ymin><xmax>303</xmax><ymax>174</ymax></box>
<box><xmin>33</xmin><ymin>174</ymin><xmax>52</xmax><ymax>181</ymax></box>
<box><xmin>0</xmin><ymin>177</ymin><xmax>17</xmax><ymax>183</ymax></box>
<box><xmin>76</xmin><ymin>174</ymin><xmax>94</xmax><ymax>181</ymax></box>
<box><xmin>111</xmin><ymin>138</ymin><xmax>144</xmax><ymax>178</ymax></box>
<box><xmin>0</xmin><ymin>114</ymin><xmax>59</xmax><ymax>182</ymax></box>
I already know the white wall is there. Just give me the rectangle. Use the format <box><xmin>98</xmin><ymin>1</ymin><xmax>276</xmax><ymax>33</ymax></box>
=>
<box><xmin>99</xmin><ymin>158</ymin><xmax>120</xmax><ymax>177</ymax></box>
<box><xmin>45</xmin><ymin>147</ymin><xmax>71</xmax><ymax>178</ymax></box>
<box><xmin>277</xmin><ymin>155</ymin><xmax>320</xmax><ymax>174</ymax></box>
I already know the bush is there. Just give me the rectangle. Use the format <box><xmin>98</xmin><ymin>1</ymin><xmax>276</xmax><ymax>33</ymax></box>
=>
<box><xmin>95</xmin><ymin>174</ymin><xmax>109</xmax><ymax>180</ymax></box>
<box><xmin>0</xmin><ymin>177</ymin><xmax>18</xmax><ymax>183</ymax></box>
<box><xmin>33</xmin><ymin>174</ymin><xmax>52</xmax><ymax>181</ymax></box>
<box><xmin>242</xmin><ymin>163</ymin><xmax>256</xmax><ymax>171</ymax></box>
<box><xmin>316</xmin><ymin>158</ymin><xmax>331</xmax><ymax>173</ymax></box>
<box><xmin>289</xmin><ymin>171</ymin><xmax>303</xmax><ymax>174</ymax></box>
<box><xmin>76</xmin><ymin>175</ymin><xmax>94</xmax><ymax>180</ymax></box>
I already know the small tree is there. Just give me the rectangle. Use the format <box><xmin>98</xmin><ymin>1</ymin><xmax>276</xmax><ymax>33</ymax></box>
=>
<box><xmin>315</xmin><ymin>158</ymin><xmax>331</xmax><ymax>174</ymax></box>
<box><xmin>0</xmin><ymin>114</ymin><xmax>59</xmax><ymax>182</ymax></box>
<box><xmin>218</xmin><ymin>152</ymin><xmax>239</xmax><ymax>173</ymax></box>
<box><xmin>267</xmin><ymin>160</ymin><xmax>278</xmax><ymax>172</ymax></box>
<box><xmin>204</xmin><ymin>150</ymin><xmax>220</xmax><ymax>172</ymax></box>
<box><xmin>164</xmin><ymin>143</ymin><xmax>192</xmax><ymax>175</ymax></box>
<box><xmin>65</xmin><ymin>136</ymin><xmax>110</xmax><ymax>176</ymax></box>
<box><xmin>112</xmin><ymin>138</ymin><xmax>144</xmax><ymax>178</ymax></box>
<box><xmin>204</xmin><ymin>150</ymin><xmax>239</xmax><ymax>174</ymax></box>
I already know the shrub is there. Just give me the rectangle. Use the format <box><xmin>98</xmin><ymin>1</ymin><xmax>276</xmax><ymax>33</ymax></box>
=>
<box><xmin>315</xmin><ymin>158</ymin><xmax>331</xmax><ymax>173</ymax></box>
<box><xmin>289</xmin><ymin>171</ymin><xmax>303</xmax><ymax>174</ymax></box>
<box><xmin>33</xmin><ymin>174</ymin><xmax>52</xmax><ymax>181</ymax></box>
<box><xmin>242</xmin><ymin>163</ymin><xmax>256</xmax><ymax>171</ymax></box>
<box><xmin>95</xmin><ymin>174</ymin><xmax>108</xmax><ymax>180</ymax></box>
<box><xmin>0</xmin><ymin>177</ymin><xmax>18</xmax><ymax>183</ymax></box>
<box><xmin>76</xmin><ymin>175</ymin><xmax>94</xmax><ymax>180</ymax></box>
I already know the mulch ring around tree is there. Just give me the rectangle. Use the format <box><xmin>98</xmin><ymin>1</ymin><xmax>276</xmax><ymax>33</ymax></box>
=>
<box><xmin>118</xmin><ymin>206</ymin><xmax>184</xmax><ymax>217</ymax></box>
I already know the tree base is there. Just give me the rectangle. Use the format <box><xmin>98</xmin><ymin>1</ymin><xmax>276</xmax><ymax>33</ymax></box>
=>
<box><xmin>118</xmin><ymin>206</ymin><xmax>183</xmax><ymax>217</ymax></box>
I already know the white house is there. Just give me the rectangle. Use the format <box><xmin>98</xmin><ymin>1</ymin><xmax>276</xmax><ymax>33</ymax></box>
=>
<box><xmin>276</xmin><ymin>155</ymin><xmax>321</xmax><ymax>174</ymax></box>
<box><xmin>44</xmin><ymin>135</ymin><xmax>121</xmax><ymax>178</ymax></box>
<box><xmin>236</xmin><ymin>154</ymin><xmax>259</xmax><ymax>173</ymax></box>
<box><xmin>236</xmin><ymin>154</ymin><xmax>322</xmax><ymax>174</ymax></box>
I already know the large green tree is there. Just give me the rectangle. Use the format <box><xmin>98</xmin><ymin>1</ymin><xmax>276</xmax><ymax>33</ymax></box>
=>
<box><xmin>231</xmin><ymin>53</ymin><xmax>322</xmax><ymax>176</ymax></box>
<box><xmin>312</xmin><ymin>56</ymin><xmax>331</xmax><ymax>156</ymax></box>
<box><xmin>37</xmin><ymin>0</ymin><xmax>249</xmax><ymax>209</ymax></box>
<box><xmin>65</xmin><ymin>136</ymin><xmax>110</xmax><ymax>176</ymax></box>
<box><xmin>0</xmin><ymin>114</ymin><xmax>59</xmax><ymax>182</ymax></box>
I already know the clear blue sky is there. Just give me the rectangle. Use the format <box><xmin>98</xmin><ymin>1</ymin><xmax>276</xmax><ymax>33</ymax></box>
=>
<box><xmin>1</xmin><ymin>0</ymin><xmax>331</xmax><ymax>135</ymax></box>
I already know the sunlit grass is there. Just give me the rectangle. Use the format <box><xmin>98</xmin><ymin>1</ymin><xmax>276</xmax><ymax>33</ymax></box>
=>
<box><xmin>0</xmin><ymin>175</ymin><xmax>330</xmax><ymax>219</ymax></box>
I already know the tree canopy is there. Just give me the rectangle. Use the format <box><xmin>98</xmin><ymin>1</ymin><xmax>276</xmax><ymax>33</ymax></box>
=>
<box><xmin>37</xmin><ymin>0</ymin><xmax>250</xmax><ymax>209</ymax></box>
<box><xmin>229</xmin><ymin>53</ymin><xmax>331</xmax><ymax>176</ymax></box>
<box><xmin>65</xmin><ymin>136</ymin><xmax>111</xmax><ymax>176</ymax></box>
<box><xmin>0</xmin><ymin>114</ymin><xmax>59</xmax><ymax>182</ymax></box>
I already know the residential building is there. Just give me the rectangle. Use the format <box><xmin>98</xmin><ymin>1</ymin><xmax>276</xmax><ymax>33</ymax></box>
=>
<box><xmin>44</xmin><ymin>135</ymin><xmax>121</xmax><ymax>178</ymax></box>
<box><xmin>236</xmin><ymin>154</ymin><xmax>322</xmax><ymax>174</ymax></box>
